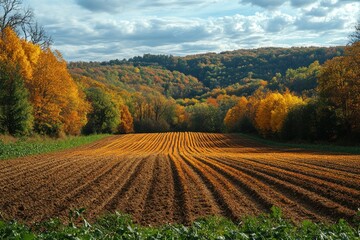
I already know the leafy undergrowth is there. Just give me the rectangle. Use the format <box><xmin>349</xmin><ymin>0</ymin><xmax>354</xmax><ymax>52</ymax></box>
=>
<box><xmin>1</xmin><ymin>207</ymin><xmax>359</xmax><ymax>240</ymax></box>
<box><xmin>0</xmin><ymin>134</ymin><xmax>110</xmax><ymax>160</ymax></box>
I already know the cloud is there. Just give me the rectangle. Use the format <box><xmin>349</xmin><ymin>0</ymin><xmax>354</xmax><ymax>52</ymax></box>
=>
<box><xmin>75</xmin><ymin>0</ymin><xmax>211</xmax><ymax>13</ymax></box>
<box><xmin>290</xmin><ymin>0</ymin><xmax>314</xmax><ymax>7</ymax></box>
<box><xmin>295</xmin><ymin>16</ymin><xmax>346</xmax><ymax>31</ymax></box>
<box><xmin>305</xmin><ymin>7</ymin><xmax>329</xmax><ymax>17</ymax></box>
<box><xmin>141</xmin><ymin>0</ymin><xmax>208</xmax><ymax>8</ymax></box>
<box><xmin>75</xmin><ymin>0</ymin><xmax>126</xmax><ymax>13</ymax></box>
<box><xmin>265</xmin><ymin>15</ymin><xmax>291</xmax><ymax>32</ymax></box>
<box><xmin>239</xmin><ymin>0</ymin><xmax>284</xmax><ymax>9</ymax></box>
<box><xmin>26</xmin><ymin>0</ymin><xmax>359</xmax><ymax>61</ymax></box>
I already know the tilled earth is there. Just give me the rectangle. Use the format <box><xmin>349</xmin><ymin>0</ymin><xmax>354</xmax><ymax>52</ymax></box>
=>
<box><xmin>0</xmin><ymin>132</ymin><xmax>359</xmax><ymax>225</ymax></box>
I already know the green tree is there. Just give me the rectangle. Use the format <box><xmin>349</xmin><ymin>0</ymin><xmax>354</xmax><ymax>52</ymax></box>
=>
<box><xmin>83</xmin><ymin>87</ymin><xmax>119</xmax><ymax>134</ymax></box>
<box><xmin>285</xmin><ymin>61</ymin><xmax>321</xmax><ymax>94</ymax></box>
<box><xmin>0</xmin><ymin>65</ymin><xmax>33</xmax><ymax>136</ymax></box>
<box><xmin>188</xmin><ymin>103</ymin><xmax>222</xmax><ymax>132</ymax></box>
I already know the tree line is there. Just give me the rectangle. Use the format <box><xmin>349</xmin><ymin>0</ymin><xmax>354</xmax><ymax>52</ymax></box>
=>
<box><xmin>105</xmin><ymin>46</ymin><xmax>344</xmax><ymax>89</ymax></box>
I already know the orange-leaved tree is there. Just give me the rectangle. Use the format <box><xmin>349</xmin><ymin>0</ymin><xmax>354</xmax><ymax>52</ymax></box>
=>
<box><xmin>318</xmin><ymin>42</ymin><xmax>360</xmax><ymax>134</ymax></box>
<box><xmin>0</xmin><ymin>27</ymin><xmax>35</xmax><ymax>135</ymax></box>
<box><xmin>0</xmin><ymin>27</ymin><xmax>36</xmax><ymax>80</ymax></box>
<box><xmin>118</xmin><ymin>104</ymin><xmax>134</xmax><ymax>133</ymax></box>
<box><xmin>29</xmin><ymin>49</ymin><xmax>89</xmax><ymax>136</ymax></box>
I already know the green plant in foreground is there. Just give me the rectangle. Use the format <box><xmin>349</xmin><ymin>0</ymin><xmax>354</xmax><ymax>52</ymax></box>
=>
<box><xmin>0</xmin><ymin>207</ymin><xmax>359</xmax><ymax>239</ymax></box>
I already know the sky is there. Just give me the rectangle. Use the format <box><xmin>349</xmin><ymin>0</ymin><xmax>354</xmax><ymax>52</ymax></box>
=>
<box><xmin>23</xmin><ymin>0</ymin><xmax>360</xmax><ymax>61</ymax></box>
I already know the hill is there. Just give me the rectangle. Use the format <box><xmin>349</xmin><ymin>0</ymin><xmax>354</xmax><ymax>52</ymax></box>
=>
<box><xmin>102</xmin><ymin>46</ymin><xmax>344</xmax><ymax>89</ymax></box>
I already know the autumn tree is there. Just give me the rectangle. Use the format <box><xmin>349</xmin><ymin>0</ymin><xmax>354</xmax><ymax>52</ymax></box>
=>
<box><xmin>318</xmin><ymin>42</ymin><xmax>360</xmax><ymax>135</ymax></box>
<box><xmin>130</xmin><ymin>91</ymin><xmax>176</xmax><ymax>132</ymax></box>
<box><xmin>117</xmin><ymin>104</ymin><xmax>133</xmax><ymax>134</ymax></box>
<box><xmin>29</xmin><ymin>49</ymin><xmax>88</xmax><ymax>136</ymax></box>
<box><xmin>172</xmin><ymin>104</ymin><xmax>188</xmax><ymax>131</ymax></box>
<box><xmin>0</xmin><ymin>64</ymin><xmax>33</xmax><ymax>135</ymax></box>
<box><xmin>255</xmin><ymin>91</ymin><xmax>304</xmax><ymax>136</ymax></box>
<box><xmin>0</xmin><ymin>27</ymin><xmax>34</xmax><ymax>80</ymax></box>
<box><xmin>224</xmin><ymin>97</ymin><xmax>248</xmax><ymax>132</ymax></box>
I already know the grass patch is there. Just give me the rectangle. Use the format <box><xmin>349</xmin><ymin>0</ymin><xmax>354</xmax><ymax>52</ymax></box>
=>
<box><xmin>237</xmin><ymin>133</ymin><xmax>360</xmax><ymax>154</ymax></box>
<box><xmin>0</xmin><ymin>207</ymin><xmax>359</xmax><ymax>239</ymax></box>
<box><xmin>0</xmin><ymin>134</ymin><xmax>110</xmax><ymax>160</ymax></box>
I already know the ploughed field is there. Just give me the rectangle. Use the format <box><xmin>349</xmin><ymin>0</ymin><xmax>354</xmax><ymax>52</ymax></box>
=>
<box><xmin>0</xmin><ymin>132</ymin><xmax>359</xmax><ymax>225</ymax></box>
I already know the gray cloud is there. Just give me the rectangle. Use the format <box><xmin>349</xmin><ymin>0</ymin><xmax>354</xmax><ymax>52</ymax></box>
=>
<box><xmin>295</xmin><ymin>16</ymin><xmax>346</xmax><ymax>31</ymax></box>
<box><xmin>290</xmin><ymin>0</ymin><xmax>314</xmax><ymax>7</ymax></box>
<box><xmin>265</xmin><ymin>16</ymin><xmax>291</xmax><ymax>32</ymax></box>
<box><xmin>141</xmin><ymin>0</ymin><xmax>207</xmax><ymax>7</ymax></box>
<box><xmin>321</xmin><ymin>0</ymin><xmax>359</xmax><ymax>8</ymax></box>
<box><xmin>75</xmin><ymin>0</ymin><xmax>126</xmax><ymax>13</ymax></box>
<box><xmin>75</xmin><ymin>0</ymin><xmax>210</xmax><ymax>13</ymax></box>
<box><xmin>305</xmin><ymin>7</ymin><xmax>329</xmax><ymax>17</ymax></box>
<box><xmin>239</xmin><ymin>0</ymin><xmax>356</xmax><ymax>9</ymax></box>
<box><xmin>240</xmin><ymin>0</ymin><xmax>284</xmax><ymax>8</ymax></box>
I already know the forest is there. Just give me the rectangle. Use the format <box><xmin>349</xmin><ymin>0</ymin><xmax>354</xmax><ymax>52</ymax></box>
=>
<box><xmin>0</xmin><ymin>0</ymin><xmax>359</xmax><ymax>143</ymax></box>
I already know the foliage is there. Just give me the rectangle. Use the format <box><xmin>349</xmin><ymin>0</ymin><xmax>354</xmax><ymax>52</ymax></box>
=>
<box><xmin>255</xmin><ymin>91</ymin><xmax>305</xmax><ymax>136</ymax></box>
<box><xmin>123</xmin><ymin>47</ymin><xmax>343</xmax><ymax>89</ymax></box>
<box><xmin>130</xmin><ymin>91</ymin><xmax>176</xmax><ymax>133</ymax></box>
<box><xmin>318</xmin><ymin>42</ymin><xmax>360</xmax><ymax>136</ymax></box>
<box><xmin>0</xmin><ymin>64</ymin><xmax>33</xmax><ymax>136</ymax></box>
<box><xmin>0</xmin><ymin>134</ymin><xmax>109</xmax><ymax>160</ymax></box>
<box><xmin>0</xmin><ymin>208</ymin><xmax>359</xmax><ymax>239</ymax></box>
<box><xmin>83</xmin><ymin>87</ymin><xmax>120</xmax><ymax>134</ymax></box>
<box><xmin>283</xmin><ymin>61</ymin><xmax>321</xmax><ymax>95</ymax></box>
<box><xmin>224</xmin><ymin>96</ymin><xmax>249</xmax><ymax>132</ymax></box>
<box><xmin>117</xmin><ymin>105</ymin><xmax>134</xmax><ymax>133</ymax></box>
<box><xmin>187</xmin><ymin>103</ymin><xmax>222</xmax><ymax>132</ymax></box>
<box><xmin>0</xmin><ymin>27</ymin><xmax>88</xmax><ymax>137</ymax></box>
<box><xmin>280</xmin><ymin>100</ymin><xmax>348</xmax><ymax>141</ymax></box>
<box><xmin>30</xmin><ymin>49</ymin><xmax>89</xmax><ymax>136</ymax></box>
<box><xmin>0</xmin><ymin>27</ymin><xmax>35</xmax><ymax>80</ymax></box>
<box><xmin>69</xmin><ymin>63</ymin><xmax>205</xmax><ymax>99</ymax></box>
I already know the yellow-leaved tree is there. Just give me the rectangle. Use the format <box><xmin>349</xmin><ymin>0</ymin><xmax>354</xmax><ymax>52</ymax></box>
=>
<box><xmin>255</xmin><ymin>91</ymin><xmax>304</xmax><ymax>136</ymax></box>
<box><xmin>224</xmin><ymin>96</ymin><xmax>248</xmax><ymax>132</ymax></box>
<box><xmin>0</xmin><ymin>27</ymin><xmax>35</xmax><ymax>80</ymax></box>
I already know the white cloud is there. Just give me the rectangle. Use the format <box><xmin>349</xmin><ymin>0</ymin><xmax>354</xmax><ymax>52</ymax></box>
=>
<box><xmin>21</xmin><ymin>0</ymin><xmax>360</xmax><ymax>61</ymax></box>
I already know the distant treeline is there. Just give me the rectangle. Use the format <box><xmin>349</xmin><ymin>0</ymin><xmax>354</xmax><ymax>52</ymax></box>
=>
<box><xmin>99</xmin><ymin>47</ymin><xmax>344</xmax><ymax>88</ymax></box>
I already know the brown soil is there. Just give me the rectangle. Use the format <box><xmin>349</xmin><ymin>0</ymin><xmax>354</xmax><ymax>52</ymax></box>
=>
<box><xmin>0</xmin><ymin>132</ymin><xmax>359</xmax><ymax>225</ymax></box>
